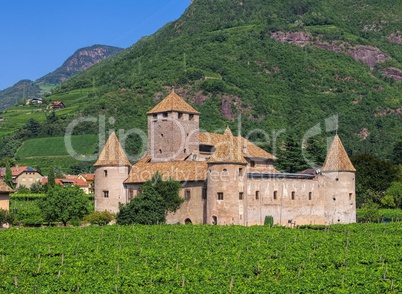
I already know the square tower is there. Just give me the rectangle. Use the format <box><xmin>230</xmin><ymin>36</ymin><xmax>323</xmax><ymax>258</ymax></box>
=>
<box><xmin>147</xmin><ymin>91</ymin><xmax>200</xmax><ymax>162</ymax></box>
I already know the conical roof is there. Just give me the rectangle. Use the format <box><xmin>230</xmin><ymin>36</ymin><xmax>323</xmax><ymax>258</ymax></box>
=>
<box><xmin>208</xmin><ymin>127</ymin><xmax>247</xmax><ymax>164</ymax></box>
<box><xmin>0</xmin><ymin>179</ymin><xmax>13</xmax><ymax>192</ymax></box>
<box><xmin>147</xmin><ymin>91</ymin><xmax>199</xmax><ymax>115</ymax></box>
<box><xmin>322</xmin><ymin>135</ymin><xmax>356</xmax><ymax>172</ymax></box>
<box><xmin>94</xmin><ymin>132</ymin><xmax>131</xmax><ymax>167</ymax></box>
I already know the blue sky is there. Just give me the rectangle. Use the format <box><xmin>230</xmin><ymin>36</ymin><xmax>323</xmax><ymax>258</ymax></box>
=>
<box><xmin>0</xmin><ymin>0</ymin><xmax>191</xmax><ymax>90</ymax></box>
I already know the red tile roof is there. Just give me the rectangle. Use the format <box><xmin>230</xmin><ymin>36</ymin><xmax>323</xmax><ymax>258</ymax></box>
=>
<box><xmin>147</xmin><ymin>92</ymin><xmax>199</xmax><ymax>115</ymax></box>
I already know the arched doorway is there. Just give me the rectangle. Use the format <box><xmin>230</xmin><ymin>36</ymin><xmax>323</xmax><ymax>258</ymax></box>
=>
<box><xmin>212</xmin><ymin>216</ymin><xmax>217</xmax><ymax>225</ymax></box>
<box><xmin>184</xmin><ymin>218</ymin><xmax>192</xmax><ymax>224</ymax></box>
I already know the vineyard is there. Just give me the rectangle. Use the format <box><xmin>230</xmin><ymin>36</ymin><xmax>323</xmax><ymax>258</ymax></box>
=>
<box><xmin>0</xmin><ymin>224</ymin><xmax>401</xmax><ymax>293</ymax></box>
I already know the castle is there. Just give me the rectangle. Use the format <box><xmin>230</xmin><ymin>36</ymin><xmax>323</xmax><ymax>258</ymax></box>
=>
<box><xmin>94</xmin><ymin>91</ymin><xmax>356</xmax><ymax>226</ymax></box>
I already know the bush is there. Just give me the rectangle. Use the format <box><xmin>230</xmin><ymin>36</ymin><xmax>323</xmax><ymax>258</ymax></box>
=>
<box><xmin>0</xmin><ymin>209</ymin><xmax>14</xmax><ymax>226</ymax></box>
<box><xmin>264</xmin><ymin>215</ymin><xmax>274</xmax><ymax>227</ymax></box>
<box><xmin>84</xmin><ymin>211</ymin><xmax>114</xmax><ymax>226</ymax></box>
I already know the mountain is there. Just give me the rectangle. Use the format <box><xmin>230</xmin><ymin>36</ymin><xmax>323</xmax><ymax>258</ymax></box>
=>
<box><xmin>0</xmin><ymin>44</ymin><xmax>123</xmax><ymax>110</ymax></box>
<box><xmin>37</xmin><ymin>44</ymin><xmax>123</xmax><ymax>84</ymax></box>
<box><xmin>2</xmin><ymin>0</ymin><xmax>402</xmax><ymax>172</ymax></box>
<box><xmin>0</xmin><ymin>80</ymin><xmax>41</xmax><ymax>110</ymax></box>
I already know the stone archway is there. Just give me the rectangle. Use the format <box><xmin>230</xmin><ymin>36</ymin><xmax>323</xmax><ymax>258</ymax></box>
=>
<box><xmin>184</xmin><ymin>218</ymin><xmax>192</xmax><ymax>224</ymax></box>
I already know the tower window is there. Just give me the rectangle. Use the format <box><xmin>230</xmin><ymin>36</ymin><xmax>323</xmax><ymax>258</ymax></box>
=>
<box><xmin>273</xmin><ymin>191</ymin><xmax>277</xmax><ymax>200</ymax></box>
<box><xmin>185</xmin><ymin>189</ymin><xmax>191</xmax><ymax>201</ymax></box>
<box><xmin>161</xmin><ymin>133</ymin><xmax>164</xmax><ymax>137</ymax></box>
<box><xmin>184</xmin><ymin>148</ymin><xmax>187</xmax><ymax>154</ymax></box>
<box><xmin>308</xmin><ymin>192</ymin><xmax>312</xmax><ymax>200</ymax></box>
<box><xmin>103</xmin><ymin>191</ymin><xmax>109</xmax><ymax>198</ymax></box>
<box><xmin>178</xmin><ymin>112</ymin><xmax>183</xmax><ymax>119</ymax></box>
<box><xmin>104</xmin><ymin>170</ymin><xmax>108</xmax><ymax>177</ymax></box>
<box><xmin>189</xmin><ymin>114</ymin><xmax>194</xmax><ymax>120</ymax></box>
<box><xmin>159</xmin><ymin>149</ymin><xmax>162</xmax><ymax>154</ymax></box>
<box><xmin>202</xmin><ymin>188</ymin><xmax>207</xmax><ymax>199</ymax></box>
<box><xmin>349</xmin><ymin>193</ymin><xmax>352</xmax><ymax>201</ymax></box>
<box><xmin>291</xmin><ymin>191</ymin><xmax>295</xmax><ymax>200</ymax></box>
<box><xmin>250</xmin><ymin>161</ymin><xmax>255</xmax><ymax>167</ymax></box>
<box><xmin>239</xmin><ymin>192</ymin><xmax>243</xmax><ymax>200</ymax></box>
<box><xmin>163</xmin><ymin>112</ymin><xmax>168</xmax><ymax>118</ymax></box>
<box><xmin>255</xmin><ymin>191</ymin><xmax>260</xmax><ymax>200</ymax></box>
<box><xmin>238</xmin><ymin>168</ymin><xmax>243</xmax><ymax>176</ymax></box>
<box><xmin>153</xmin><ymin>114</ymin><xmax>157</xmax><ymax>119</ymax></box>
<box><xmin>217</xmin><ymin>192</ymin><xmax>224</xmax><ymax>200</ymax></box>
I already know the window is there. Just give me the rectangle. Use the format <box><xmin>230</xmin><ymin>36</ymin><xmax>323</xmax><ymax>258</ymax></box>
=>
<box><xmin>128</xmin><ymin>189</ymin><xmax>134</xmax><ymax>201</ymax></box>
<box><xmin>185</xmin><ymin>189</ymin><xmax>191</xmax><ymax>201</ymax></box>
<box><xmin>159</xmin><ymin>149</ymin><xmax>162</xmax><ymax>154</ymax></box>
<box><xmin>202</xmin><ymin>188</ymin><xmax>207</xmax><ymax>199</ymax></box>
<box><xmin>161</xmin><ymin>133</ymin><xmax>164</xmax><ymax>137</ymax></box>
<box><xmin>103</xmin><ymin>191</ymin><xmax>109</xmax><ymax>198</ymax></box>
<box><xmin>255</xmin><ymin>191</ymin><xmax>260</xmax><ymax>200</ymax></box>
<box><xmin>250</xmin><ymin>161</ymin><xmax>256</xmax><ymax>167</ymax></box>
<box><xmin>217</xmin><ymin>192</ymin><xmax>224</xmax><ymax>200</ymax></box>
<box><xmin>178</xmin><ymin>112</ymin><xmax>183</xmax><ymax>119</ymax></box>
<box><xmin>184</xmin><ymin>148</ymin><xmax>187</xmax><ymax>154</ymax></box>
<box><xmin>291</xmin><ymin>191</ymin><xmax>295</xmax><ymax>200</ymax></box>
<box><xmin>223</xmin><ymin>168</ymin><xmax>227</xmax><ymax>172</ymax></box>
<box><xmin>104</xmin><ymin>170</ymin><xmax>108</xmax><ymax>177</ymax></box>
<box><xmin>273</xmin><ymin>191</ymin><xmax>277</xmax><ymax>200</ymax></box>
<box><xmin>239</xmin><ymin>192</ymin><xmax>243</xmax><ymax>200</ymax></box>
<box><xmin>189</xmin><ymin>114</ymin><xmax>194</xmax><ymax>120</ymax></box>
<box><xmin>308</xmin><ymin>192</ymin><xmax>312</xmax><ymax>200</ymax></box>
<box><xmin>238</xmin><ymin>168</ymin><xmax>243</xmax><ymax>176</ymax></box>
<box><xmin>349</xmin><ymin>193</ymin><xmax>352</xmax><ymax>201</ymax></box>
<box><xmin>153</xmin><ymin>114</ymin><xmax>157</xmax><ymax>119</ymax></box>
<box><xmin>163</xmin><ymin>112</ymin><xmax>168</xmax><ymax>118</ymax></box>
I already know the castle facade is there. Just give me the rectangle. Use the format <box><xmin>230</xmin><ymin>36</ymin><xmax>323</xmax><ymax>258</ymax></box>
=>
<box><xmin>94</xmin><ymin>92</ymin><xmax>356</xmax><ymax>226</ymax></box>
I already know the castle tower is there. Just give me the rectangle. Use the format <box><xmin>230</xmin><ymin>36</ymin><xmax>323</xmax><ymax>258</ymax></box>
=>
<box><xmin>147</xmin><ymin>91</ymin><xmax>200</xmax><ymax>162</ymax></box>
<box><xmin>320</xmin><ymin>135</ymin><xmax>356</xmax><ymax>224</ymax></box>
<box><xmin>94</xmin><ymin>132</ymin><xmax>131</xmax><ymax>213</ymax></box>
<box><xmin>206</xmin><ymin>127</ymin><xmax>248</xmax><ymax>225</ymax></box>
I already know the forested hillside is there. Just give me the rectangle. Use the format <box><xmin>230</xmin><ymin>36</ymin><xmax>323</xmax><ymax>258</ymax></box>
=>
<box><xmin>1</xmin><ymin>0</ymin><xmax>402</xmax><ymax>171</ymax></box>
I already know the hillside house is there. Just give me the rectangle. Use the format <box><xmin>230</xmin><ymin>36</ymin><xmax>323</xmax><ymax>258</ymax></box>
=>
<box><xmin>94</xmin><ymin>91</ymin><xmax>356</xmax><ymax>226</ymax></box>
<box><xmin>78</xmin><ymin>174</ymin><xmax>95</xmax><ymax>193</ymax></box>
<box><xmin>48</xmin><ymin>101</ymin><xmax>65</xmax><ymax>110</ymax></box>
<box><xmin>0</xmin><ymin>166</ymin><xmax>43</xmax><ymax>189</ymax></box>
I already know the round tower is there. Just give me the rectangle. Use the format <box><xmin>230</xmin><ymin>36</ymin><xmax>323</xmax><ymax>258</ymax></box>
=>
<box><xmin>94</xmin><ymin>132</ymin><xmax>131</xmax><ymax>213</ymax></box>
<box><xmin>206</xmin><ymin>127</ymin><xmax>247</xmax><ymax>225</ymax></box>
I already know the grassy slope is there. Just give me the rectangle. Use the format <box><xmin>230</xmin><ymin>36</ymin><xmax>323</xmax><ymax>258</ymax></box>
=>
<box><xmin>0</xmin><ymin>224</ymin><xmax>400</xmax><ymax>292</ymax></box>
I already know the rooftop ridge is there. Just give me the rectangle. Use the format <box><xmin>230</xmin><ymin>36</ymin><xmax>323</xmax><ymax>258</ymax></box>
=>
<box><xmin>322</xmin><ymin>135</ymin><xmax>356</xmax><ymax>172</ymax></box>
<box><xmin>94</xmin><ymin>132</ymin><xmax>131</xmax><ymax>167</ymax></box>
<box><xmin>147</xmin><ymin>92</ymin><xmax>199</xmax><ymax>115</ymax></box>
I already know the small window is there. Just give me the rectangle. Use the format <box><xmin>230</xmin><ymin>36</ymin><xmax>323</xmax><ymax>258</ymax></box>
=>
<box><xmin>185</xmin><ymin>189</ymin><xmax>191</xmax><ymax>201</ymax></box>
<box><xmin>163</xmin><ymin>112</ymin><xmax>168</xmax><ymax>118</ymax></box>
<box><xmin>189</xmin><ymin>114</ymin><xmax>194</xmax><ymax>120</ymax></box>
<box><xmin>308</xmin><ymin>192</ymin><xmax>312</xmax><ymax>200</ymax></box>
<box><xmin>103</xmin><ymin>191</ymin><xmax>109</xmax><ymax>198</ymax></box>
<box><xmin>250</xmin><ymin>161</ymin><xmax>255</xmax><ymax>167</ymax></box>
<box><xmin>178</xmin><ymin>112</ymin><xmax>183</xmax><ymax>119</ymax></box>
<box><xmin>273</xmin><ymin>191</ymin><xmax>277</xmax><ymax>200</ymax></box>
<box><xmin>223</xmin><ymin>168</ymin><xmax>227</xmax><ymax>172</ymax></box>
<box><xmin>159</xmin><ymin>149</ymin><xmax>162</xmax><ymax>154</ymax></box>
<box><xmin>291</xmin><ymin>191</ymin><xmax>295</xmax><ymax>200</ymax></box>
<box><xmin>153</xmin><ymin>114</ymin><xmax>157</xmax><ymax>119</ymax></box>
<box><xmin>128</xmin><ymin>189</ymin><xmax>134</xmax><ymax>201</ymax></box>
<box><xmin>192</xmin><ymin>154</ymin><xmax>197</xmax><ymax>160</ymax></box>
<box><xmin>161</xmin><ymin>133</ymin><xmax>164</xmax><ymax>137</ymax></box>
<box><xmin>202</xmin><ymin>188</ymin><xmax>207</xmax><ymax>199</ymax></box>
<box><xmin>255</xmin><ymin>191</ymin><xmax>260</xmax><ymax>200</ymax></box>
<box><xmin>349</xmin><ymin>193</ymin><xmax>352</xmax><ymax>201</ymax></box>
<box><xmin>217</xmin><ymin>192</ymin><xmax>224</xmax><ymax>200</ymax></box>
<box><xmin>104</xmin><ymin>170</ymin><xmax>108</xmax><ymax>177</ymax></box>
<box><xmin>238</xmin><ymin>168</ymin><xmax>243</xmax><ymax>176</ymax></box>
<box><xmin>184</xmin><ymin>148</ymin><xmax>187</xmax><ymax>154</ymax></box>
<box><xmin>239</xmin><ymin>192</ymin><xmax>243</xmax><ymax>200</ymax></box>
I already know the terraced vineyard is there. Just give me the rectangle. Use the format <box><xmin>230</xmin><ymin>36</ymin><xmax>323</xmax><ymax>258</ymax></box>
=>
<box><xmin>0</xmin><ymin>224</ymin><xmax>400</xmax><ymax>293</ymax></box>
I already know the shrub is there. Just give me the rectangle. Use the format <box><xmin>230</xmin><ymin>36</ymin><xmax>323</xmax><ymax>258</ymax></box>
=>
<box><xmin>264</xmin><ymin>215</ymin><xmax>274</xmax><ymax>227</ymax></box>
<box><xmin>84</xmin><ymin>211</ymin><xmax>114</xmax><ymax>226</ymax></box>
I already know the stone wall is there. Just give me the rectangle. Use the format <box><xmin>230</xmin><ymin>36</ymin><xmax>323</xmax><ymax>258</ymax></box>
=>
<box><xmin>0</xmin><ymin>193</ymin><xmax>9</xmax><ymax>211</ymax></box>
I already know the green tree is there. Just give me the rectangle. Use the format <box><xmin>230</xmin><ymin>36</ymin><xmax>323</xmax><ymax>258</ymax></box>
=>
<box><xmin>47</xmin><ymin>167</ymin><xmax>56</xmax><ymax>188</ymax></box>
<box><xmin>116</xmin><ymin>173</ymin><xmax>182</xmax><ymax>225</ymax></box>
<box><xmin>384</xmin><ymin>182</ymin><xmax>402</xmax><ymax>209</ymax></box>
<box><xmin>351</xmin><ymin>154</ymin><xmax>398</xmax><ymax>206</ymax></box>
<box><xmin>4</xmin><ymin>162</ymin><xmax>13</xmax><ymax>189</ymax></box>
<box><xmin>391</xmin><ymin>138</ymin><xmax>402</xmax><ymax>165</ymax></box>
<box><xmin>38</xmin><ymin>185</ymin><xmax>90</xmax><ymax>226</ymax></box>
<box><xmin>358</xmin><ymin>201</ymin><xmax>380</xmax><ymax>223</ymax></box>
<box><xmin>276</xmin><ymin>132</ymin><xmax>309</xmax><ymax>173</ymax></box>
